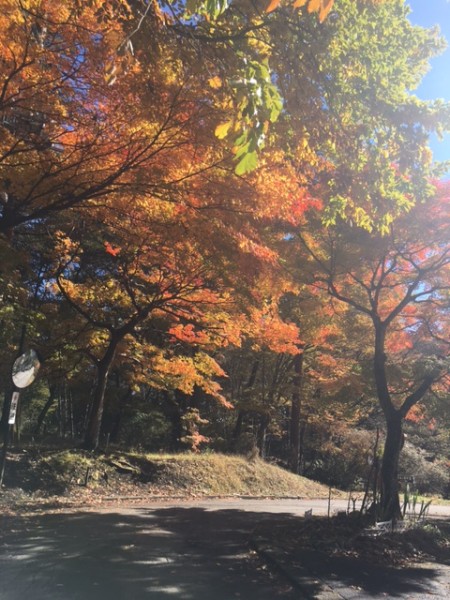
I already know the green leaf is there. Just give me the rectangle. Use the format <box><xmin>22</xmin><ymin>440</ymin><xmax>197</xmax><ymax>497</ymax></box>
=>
<box><xmin>235</xmin><ymin>150</ymin><xmax>258</xmax><ymax>175</ymax></box>
<box><xmin>234</xmin><ymin>140</ymin><xmax>251</xmax><ymax>159</ymax></box>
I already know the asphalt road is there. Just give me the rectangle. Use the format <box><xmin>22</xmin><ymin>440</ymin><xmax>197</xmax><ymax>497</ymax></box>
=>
<box><xmin>0</xmin><ymin>499</ymin><xmax>304</xmax><ymax>600</ymax></box>
<box><xmin>1</xmin><ymin>498</ymin><xmax>449</xmax><ymax>600</ymax></box>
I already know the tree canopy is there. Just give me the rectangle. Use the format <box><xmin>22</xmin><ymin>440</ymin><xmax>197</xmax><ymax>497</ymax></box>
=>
<box><xmin>1</xmin><ymin>0</ymin><xmax>449</xmax><ymax>518</ymax></box>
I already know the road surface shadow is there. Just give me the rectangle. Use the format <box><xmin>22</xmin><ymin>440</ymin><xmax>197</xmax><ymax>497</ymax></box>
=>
<box><xmin>1</xmin><ymin>506</ymin><xmax>294</xmax><ymax>599</ymax></box>
<box><xmin>0</xmin><ymin>506</ymin><xmax>447</xmax><ymax>599</ymax></box>
<box><xmin>269</xmin><ymin>547</ymin><xmax>446</xmax><ymax>599</ymax></box>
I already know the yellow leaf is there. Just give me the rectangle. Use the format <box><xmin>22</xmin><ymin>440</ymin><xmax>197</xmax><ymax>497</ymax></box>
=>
<box><xmin>208</xmin><ymin>76</ymin><xmax>222</xmax><ymax>89</ymax></box>
<box><xmin>265</xmin><ymin>0</ymin><xmax>281</xmax><ymax>14</ymax></box>
<box><xmin>215</xmin><ymin>121</ymin><xmax>233</xmax><ymax>139</ymax></box>
<box><xmin>292</xmin><ymin>0</ymin><xmax>308</xmax><ymax>7</ymax></box>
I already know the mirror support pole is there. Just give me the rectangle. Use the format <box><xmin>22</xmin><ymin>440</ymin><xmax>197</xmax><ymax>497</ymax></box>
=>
<box><xmin>0</xmin><ymin>391</ymin><xmax>15</xmax><ymax>487</ymax></box>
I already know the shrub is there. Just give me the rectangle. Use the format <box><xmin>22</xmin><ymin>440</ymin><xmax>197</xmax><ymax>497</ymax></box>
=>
<box><xmin>399</xmin><ymin>443</ymin><xmax>449</xmax><ymax>496</ymax></box>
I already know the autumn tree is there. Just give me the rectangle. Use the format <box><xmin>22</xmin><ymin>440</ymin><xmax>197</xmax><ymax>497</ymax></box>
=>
<box><xmin>298</xmin><ymin>184</ymin><xmax>450</xmax><ymax>520</ymax></box>
<box><xmin>220</xmin><ymin>299</ymin><xmax>301</xmax><ymax>457</ymax></box>
<box><xmin>258</xmin><ymin>0</ymin><xmax>450</xmax><ymax>494</ymax></box>
<box><xmin>0</xmin><ymin>0</ymin><xmax>309</xmax><ymax>449</ymax></box>
<box><xmin>276</xmin><ymin>289</ymin><xmax>366</xmax><ymax>474</ymax></box>
<box><xmin>2</xmin><ymin>0</ymin><xmax>450</xmax><ymax>474</ymax></box>
<box><xmin>226</xmin><ymin>0</ymin><xmax>450</xmax><ymax>475</ymax></box>
<box><xmin>50</xmin><ymin>210</ymin><xmax>228</xmax><ymax>449</ymax></box>
<box><xmin>0</xmin><ymin>0</ymin><xmax>232</xmax><ymax>445</ymax></box>
<box><xmin>44</xmin><ymin>130</ymin><xmax>311</xmax><ymax>450</ymax></box>
<box><xmin>0</xmin><ymin>0</ymin><xmax>336</xmax><ymax>240</ymax></box>
<box><xmin>2</xmin><ymin>0</ymin><xmax>448</xmax><ymax>237</ymax></box>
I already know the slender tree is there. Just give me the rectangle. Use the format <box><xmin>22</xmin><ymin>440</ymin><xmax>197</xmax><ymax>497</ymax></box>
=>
<box><xmin>299</xmin><ymin>186</ymin><xmax>450</xmax><ymax>519</ymax></box>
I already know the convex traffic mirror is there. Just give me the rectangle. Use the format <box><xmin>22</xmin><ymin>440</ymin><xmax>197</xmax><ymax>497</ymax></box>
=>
<box><xmin>12</xmin><ymin>349</ymin><xmax>41</xmax><ymax>389</ymax></box>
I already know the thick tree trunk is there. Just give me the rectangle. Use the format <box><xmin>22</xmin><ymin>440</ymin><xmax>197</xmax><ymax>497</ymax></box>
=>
<box><xmin>83</xmin><ymin>341</ymin><xmax>117</xmax><ymax>450</ymax></box>
<box><xmin>380</xmin><ymin>412</ymin><xmax>403</xmax><ymax>521</ymax></box>
<box><xmin>373</xmin><ymin>321</ymin><xmax>434</xmax><ymax>522</ymax></box>
<box><xmin>372</xmin><ymin>322</ymin><xmax>402</xmax><ymax>521</ymax></box>
<box><xmin>289</xmin><ymin>351</ymin><xmax>303</xmax><ymax>473</ymax></box>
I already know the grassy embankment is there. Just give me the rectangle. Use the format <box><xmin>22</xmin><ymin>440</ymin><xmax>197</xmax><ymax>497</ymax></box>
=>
<box><xmin>1</xmin><ymin>449</ymin><xmax>343</xmax><ymax>511</ymax></box>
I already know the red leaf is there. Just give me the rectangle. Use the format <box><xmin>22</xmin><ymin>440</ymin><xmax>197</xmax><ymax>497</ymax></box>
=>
<box><xmin>104</xmin><ymin>241</ymin><xmax>121</xmax><ymax>256</ymax></box>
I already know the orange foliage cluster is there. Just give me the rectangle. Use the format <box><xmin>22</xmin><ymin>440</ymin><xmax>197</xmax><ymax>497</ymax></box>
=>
<box><xmin>244</xmin><ymin>306</ymin><xmax>301</xmax><ymax>355</ymax></box>
<box><xmin>168</xmin><ymin>324</ymin><xmax>212</xmax><ymax>346</ymax></box>
<box><xmin>266</xmin><ymin>0</ymin><xmax>334</xmax><ymax>22</ymax></box>
<box><xmin>1</xmin><ymin>0</ymin><xmax>447</xmax><ymax>455</ymax></box>
<box><xmin>405</xmin><ymin>404</ymin><xmax>426</xmax><ymax>424</ymax></box>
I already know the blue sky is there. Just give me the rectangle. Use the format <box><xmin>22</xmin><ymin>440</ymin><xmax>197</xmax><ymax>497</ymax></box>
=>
<box><xmin>407</xmin><ymin>0</ymin><xmax>450</xmax><ymax>164</ymax></box>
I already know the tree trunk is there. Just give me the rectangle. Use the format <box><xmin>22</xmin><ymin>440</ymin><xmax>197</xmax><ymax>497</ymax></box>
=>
<box><xmin>232</xmin><ymin>358</ymin><xmax>260</xmax><ymax>447</ymax></box>
<box><xmin>58</xmin><ymin>394</ymin><xmax>64</xmax><ymax>438</ymax></box>
<box><xmin>35</xmin><ymin>385</ymin><xmax>58</xmax><ymax>437</ymax></box>
<box><xmin>109</xmin><ymin>389</ymin><xmax>132</xmax><ymax>443</ymax></box>
<box><xmin>83</xmin><ymin>341</ymin><xmax>117</xmax><ymax>450</ymax></box>
<box><xmin>171</xmin><ymin>392</ymin><xmax>188</xmax><ymax>451</ymax></box>
<box><xmin>380</xmin><ymin>412</ymin><xmax>403</xmax><ymax>521</ymax></box>
<box><xmin>289</xmin><ymin>351</ymin><xmax>303</xmax><ymax>473</ymax></box>
<box><xmin>372</xmin><ymin>322</ymin><xmax>403</xmax><ymax>521</ymax></box>
<box><xmin>232</xmin><ymin>410</ymin><xmax>246</xmax><ymax>441</ymax></box>
<box><xmin>298</xmin><ymin>420</ymin><xmax>307</xmax><ymax>475</ymax></box>
<box><xmin>257</xmin><ymin>413</ymin><xmax>270</xmax><ymax>457</ymax></box>
<box><xmin>69</xmin><ymin>391</ymin><xmax>75</xmax><ymax>439</ymax></box>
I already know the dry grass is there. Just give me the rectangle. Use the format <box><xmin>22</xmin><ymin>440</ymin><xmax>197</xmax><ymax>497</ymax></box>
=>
<box><xmin>1</xmin><ymin>449</ymin><xmax>341</xmax><ymax>512</ymax></box>
<box><xmin>132</xmin><ymin>452</ymin><xmax>338</xmax><ymax>498</ymax></box>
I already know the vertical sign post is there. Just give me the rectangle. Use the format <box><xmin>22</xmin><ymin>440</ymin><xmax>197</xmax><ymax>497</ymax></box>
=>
<box><xmin>0</xmin><ymin>350</ymin><xmax>40</xmax><ymax>486</ymax></box>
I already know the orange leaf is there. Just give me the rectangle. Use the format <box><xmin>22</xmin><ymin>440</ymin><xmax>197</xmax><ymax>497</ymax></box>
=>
<box><xmin>307</xmin><ymin>0</ymin><xmax>321</xmax><ymax>13</ymax></box>
<box><xmin>319</xmin><ymin>0</ymin><xmax>334</xmax><ymax>22</ymax></box>
<box><xmin>265</xmin><ymin>0</ymin><xmax>281</xmax><ymax>13</ymax></box>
